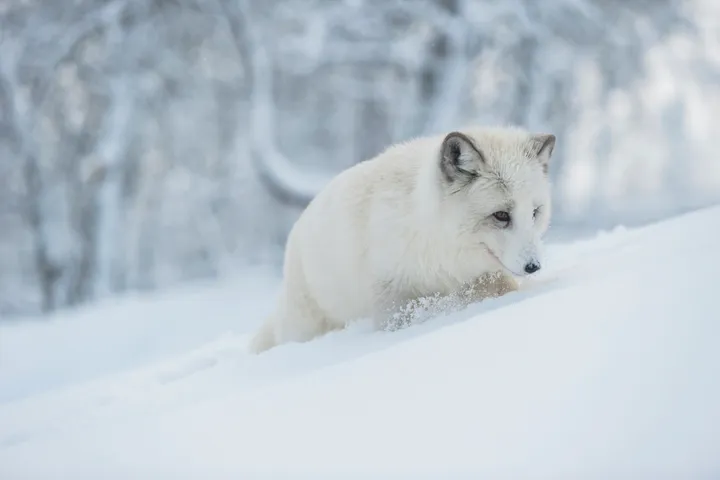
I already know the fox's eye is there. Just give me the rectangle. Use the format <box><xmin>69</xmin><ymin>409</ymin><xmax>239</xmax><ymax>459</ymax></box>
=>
<box><xmin>533</xmin><ymin>207</ymin><xmax>541</xmax><ymax>219</ymax></box>
<box><xmin>492</xmin><ymin>211</ymin><xmax>510</xmax><ymax>223</ymax></box>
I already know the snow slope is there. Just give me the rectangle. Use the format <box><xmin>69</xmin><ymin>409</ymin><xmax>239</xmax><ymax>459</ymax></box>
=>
<box><xmin>1</xmin><ymin>206</ymin><xmax>720</xmax><ymax>479</ymax></box>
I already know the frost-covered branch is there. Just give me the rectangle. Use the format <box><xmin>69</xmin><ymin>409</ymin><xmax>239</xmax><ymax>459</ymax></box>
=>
<box><xmin>212</xmin><ymin>0</ymin><xmax>335</xmax><ymax>207</ymax></box>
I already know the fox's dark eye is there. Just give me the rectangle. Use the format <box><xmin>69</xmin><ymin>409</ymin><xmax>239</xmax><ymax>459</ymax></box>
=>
<box><xmin>533</xmin><ymin>207</ymin><xmax>541</xmax><ymax>219</ymax></box>
<box><xmin>492</xmin><ymin>211</ymin><xmax>510</xmax><ymax>223</ymax></box>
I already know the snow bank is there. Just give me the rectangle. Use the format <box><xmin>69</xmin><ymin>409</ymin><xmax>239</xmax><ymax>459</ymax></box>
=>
<box><xmin>1</xmin><ymin>206</ymin><xmax>719</xmax><ymax>479</ymax></box>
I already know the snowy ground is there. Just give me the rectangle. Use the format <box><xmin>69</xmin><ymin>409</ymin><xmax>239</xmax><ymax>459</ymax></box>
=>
<box><xmin>1</xmin><ymin>206</ymin><xmax>720</xmax><ymax>479</ymax></box>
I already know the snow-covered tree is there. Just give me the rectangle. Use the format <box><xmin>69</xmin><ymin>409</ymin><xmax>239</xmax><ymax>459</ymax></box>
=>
<box><xmin>0</xmin><ymin>0</ymin><xmax>717</xmax><ymax>317</ymax></box>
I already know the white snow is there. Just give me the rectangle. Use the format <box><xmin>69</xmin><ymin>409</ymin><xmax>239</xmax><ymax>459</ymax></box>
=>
<box><xmin>1</xmin><ymin>206</ymin><xmax>720</xmax><ymax>479</ymax></box>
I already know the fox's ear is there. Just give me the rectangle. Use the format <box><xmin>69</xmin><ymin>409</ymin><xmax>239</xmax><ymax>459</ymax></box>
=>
<box><xmin>440</xmin><ymin>132</ymin><xmax>485</xmax><ymax>186</ymax></box>
<box><xmin>529</xmin><ymin>134</ymin><xmax>556</xmax><ymax>174</ymax></box>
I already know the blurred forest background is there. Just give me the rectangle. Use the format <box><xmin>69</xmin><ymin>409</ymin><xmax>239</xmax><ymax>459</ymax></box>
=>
<box><xmin>1</xmin><ymin>0</ymin><xmax>719</xmax><ymax>318</ymax></box>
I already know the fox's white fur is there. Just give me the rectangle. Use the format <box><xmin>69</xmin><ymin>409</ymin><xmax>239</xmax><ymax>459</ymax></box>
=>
<box><xmin>249</xmin><ymin>125</ymin><xmax>556</xmax><ymax>353</ymax></box>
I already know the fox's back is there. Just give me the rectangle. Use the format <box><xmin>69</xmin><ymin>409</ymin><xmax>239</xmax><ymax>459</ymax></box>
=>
<box><xmin>288</xmin><ymin>140</ymin><xmax>431</xmax><ymax>321</ymax></box>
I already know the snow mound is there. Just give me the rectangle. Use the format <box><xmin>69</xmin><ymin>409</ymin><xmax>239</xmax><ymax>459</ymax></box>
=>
<box><xmin>1</xmin><ymin>206</ymin><xmax>719</xmax><ymax>479</ymax></box>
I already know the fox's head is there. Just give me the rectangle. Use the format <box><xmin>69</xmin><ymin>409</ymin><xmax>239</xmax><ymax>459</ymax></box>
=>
<box><xmin>438</xmin><ymin>127</ymin><xmax>555</xmax><ymax>277</ymax></box>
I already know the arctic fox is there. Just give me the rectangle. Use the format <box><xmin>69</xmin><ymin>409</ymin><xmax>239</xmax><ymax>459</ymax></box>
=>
<box><xmin>249</xmin><ymin>125</ymin><xmax>556</xmax><ymax>353</ymax></box>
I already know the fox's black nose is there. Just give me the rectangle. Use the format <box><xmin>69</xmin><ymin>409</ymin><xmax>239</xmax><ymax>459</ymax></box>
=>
<box><xmin>524</xmin><ymin>262</ymin><xmax>541</xmax><ymax>274</ymax></box>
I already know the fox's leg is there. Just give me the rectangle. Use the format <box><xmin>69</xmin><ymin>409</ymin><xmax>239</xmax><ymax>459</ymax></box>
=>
<box><xmin>369</xmin><ymin>281</ymin><xmax>420</xmax><ymax>331</ymax></box>
<box><xmin>369</xmin><ymin>272</ymin><xmax>518</xmax><ymax>332</ymax></box>
<box><xmin>461</xmin><ymin>271</ymin><xmax>518</xmax><ymax>305</ymax></box>
<box><xmin>249</xmin><ymin>240</ymin><xmax>342</xmax><ymax>353</ymax></box>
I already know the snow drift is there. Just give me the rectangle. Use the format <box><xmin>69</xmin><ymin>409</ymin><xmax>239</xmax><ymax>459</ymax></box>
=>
<box><xmin>1</xmin><ymin>205</ymin><xmax>719</xmax><ymax>479</ymax></box>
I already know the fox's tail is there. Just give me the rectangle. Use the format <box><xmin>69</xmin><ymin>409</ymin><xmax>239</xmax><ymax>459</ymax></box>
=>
<box><xmin>247</xmin><ymin>318</ymin><xmax>276</xmax><ymax>354</ymax></box>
